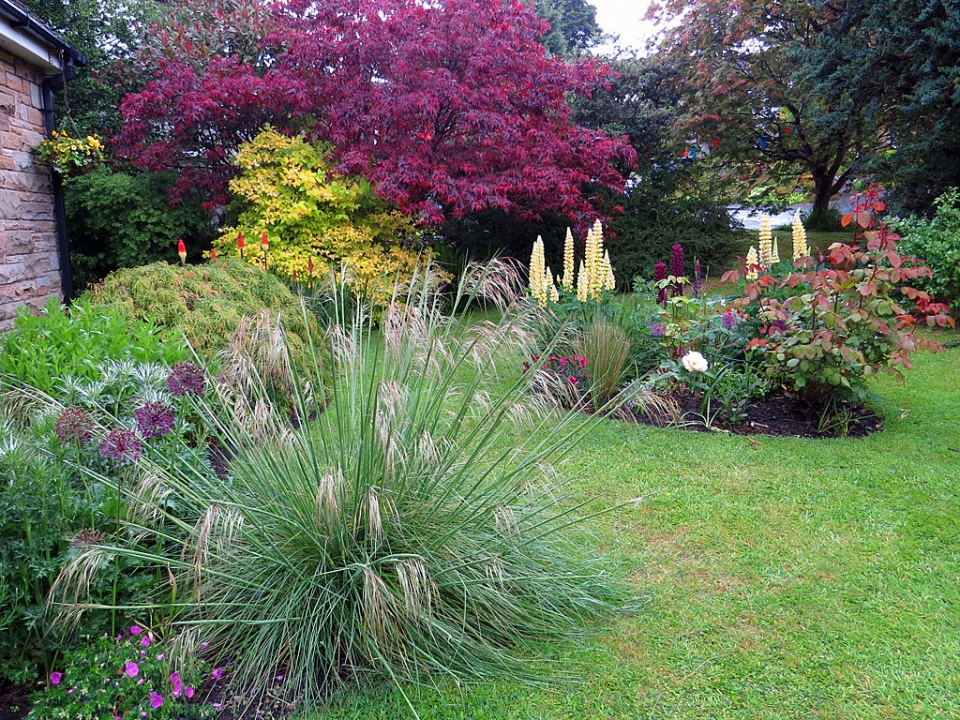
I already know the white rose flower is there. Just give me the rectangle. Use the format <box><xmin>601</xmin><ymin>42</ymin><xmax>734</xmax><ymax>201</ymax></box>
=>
<box><xmin>681</xmin><ymin>351</ymin><xmax>709</xmax><ymax>373</ymax></box>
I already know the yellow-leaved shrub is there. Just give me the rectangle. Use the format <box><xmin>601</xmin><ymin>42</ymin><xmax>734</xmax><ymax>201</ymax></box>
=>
<box><xmin>214</xmin><ymin>128</ymin><xmax>448</xmax><ymax>306</ymax></box>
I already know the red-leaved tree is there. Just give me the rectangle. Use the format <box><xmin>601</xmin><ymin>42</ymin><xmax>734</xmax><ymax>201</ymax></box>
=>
<box><xmin>116</xmin><ymin>0</ymin><xmax>635</xmax><ymax>226</ymax></box>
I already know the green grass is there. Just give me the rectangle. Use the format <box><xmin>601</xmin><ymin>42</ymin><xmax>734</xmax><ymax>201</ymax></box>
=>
<box><xmin>309</xmin><ymin>339</ymin><xmax>960</xmax><ymax>719</ymax></box>
<box><xmin>729</xmin><ymin>228</ymin><xmax>856</xmax><ymax>262</ymax></box>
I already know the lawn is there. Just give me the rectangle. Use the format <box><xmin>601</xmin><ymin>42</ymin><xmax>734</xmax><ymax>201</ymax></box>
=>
<box><xmin>315</xmin><ymin>339</ymin><xmax>960</xmax><ymax>719</ymax></box>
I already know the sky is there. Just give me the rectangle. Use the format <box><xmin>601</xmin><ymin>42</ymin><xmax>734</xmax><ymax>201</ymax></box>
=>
<box><xmin>588</xmin><ymin>0</ymin><xmax>662</xmax><ymax>54</ymax></box>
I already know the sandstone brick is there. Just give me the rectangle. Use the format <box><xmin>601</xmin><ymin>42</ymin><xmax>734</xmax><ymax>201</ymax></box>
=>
<box><xmin>0</xmin><ymin>261</ymin><xmax>26</xmax><ymax>284</ymax></box>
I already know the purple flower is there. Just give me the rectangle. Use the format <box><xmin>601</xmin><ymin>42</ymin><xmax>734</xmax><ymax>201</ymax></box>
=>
<box><xmin>49</xmin><ymin>671</ymin><xmax>62</xmax><ymax>685</ymax></box>
<box><xmin>150</xmin><ymin>692</ymin><xmax>163</xmax><ymax>709</ymax></box>
<box><xmin>670</xmin><ymin>243</ymin><xmax>684</xmax><ymax>278</ymax></box>
<box><xmin>141</xmin><ymin>635</ymin><xmax>151</xmax><ymax>648</ymax></box>
<box><xmin>99</xmin><ymin>429</ymin><xmax>141</xmax><ymax>466</ymax></box>
<box><xmin>167</xmin><ymin>362</ymin><xmax>206</xmax><ymax>397</ymax></box>
<box><xmin>185</xmin><ymin>686</ymin><xmax>195</xmax><ymax>699</ymax></box>
<box><xmin>650</xmin><ymin>322</ymin><xmax>665</xmax><ymax>337</ymax></box>
<box><xmin>170</xmin><ymin>672</ymin><xmax>182</xmax><ymax>698</ymax></box>
<box><xmin>721</xmin><ymin>311</ymin><xmax>739</xmax><ymax>330</ymax></box>
<box><xmin>212</xmin><ymin>667</ymin><xmax>222</xmax><ymax>681</ymax></box>
<box><xmin>124</xmin><ymin>662</ymin><xmax>139</xmax><ymax>677</ymax></box>
<box><xmin>134</xmin><ymin>402</ymin><xmax>175</xmax><ymax>439</ymax></box>
<box><xmin>654</xmin><ymin>262</ymin><xmax>668</xmax><ymax>306</ymax></box>
<box><xmin>693</xmin><ymin>259</ymin><xmax>704</xmax><ymax>299</ymax></box>
<box><xmin>130</xmin><ymin>625</ymin><xmax>142</xmax><ymax>635</ymax></box>
<box><xmin>55</xmin><ymin>407</ymin><xmax>94</xmax><ymax>443</ymax></box>
<box><xmin>670</xmin><ymin>244</ymin><xmax>684</xmax><ymax>298</ymax></box>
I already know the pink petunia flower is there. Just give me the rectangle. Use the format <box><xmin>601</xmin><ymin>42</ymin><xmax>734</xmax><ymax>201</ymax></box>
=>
<box><xmin>129</xmin><ymin>625</ymin><xmax>142</xmax><ymax>636</ymax></box>
<box><xmin>150</xmin><ymin>692</ymin><xmax>163</xmax><ymax>708</ymax></box>
<box><xmin>212</xmin><ymin>667</ymin><xmax>222</xmax><ymax>680</ymax></box>
<box><xmin>141</xmin><ymin>635</ymin><xmax>151</xmax><ymax>648</ymax></box>
<box><xmin>125</xmin><ymin>662</ymin><xmax>139</xmax><ymax>677</ymax></box>
<box><xmin>185</xmin><ymin>686</ymin><xmax>195</xmax><ymax>699</ymax></box>
<box><xmin>170</xmin><ymin>672</ymin><xmax>182</xmax><ymax>698</ymax></box>
<box><xmin>49</xmin><ymin>672</ymin><xmax>62</xmax><ymax>685</ymax></box>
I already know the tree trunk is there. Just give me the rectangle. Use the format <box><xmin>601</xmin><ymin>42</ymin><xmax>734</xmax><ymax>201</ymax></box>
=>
<box><xmin>808</xmin><ymin>170</ymin><xmax>837</xmax><ymax>229</ymax></box>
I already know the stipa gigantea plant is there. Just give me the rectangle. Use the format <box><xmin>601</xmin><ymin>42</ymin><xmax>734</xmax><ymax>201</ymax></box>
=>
<box><xmin>51</xmin><ymin>262</ymin><xmax>632</xmax><ymax>714</ymax></box>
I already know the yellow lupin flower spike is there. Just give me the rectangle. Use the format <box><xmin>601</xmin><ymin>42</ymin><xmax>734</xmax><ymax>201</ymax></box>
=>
<box><xmin>529</xmin><ymin>236</ymin><xmax>548</xmax><ymax>307</ymax></box>
<box><xmin>603</xmin><ymin>250</ymin><xmax>616</xmax><ymax>291</ymax></box>
<box><xmin>746</xmin><ymin>246</ymin><xmax>760</xmax><ymax>281</ymax></box>
<box><xmin>758</xmin><ymin>215</ymin><xmax>773</xmax><ymax>270</ymax></box>
<box><xmin>576</xmin><ymin>260</ymin><xmax>588</xmax><ymax>302</ymax></box>
<box><xmin>546</xmin><ymin>268</ymin><xmax>559</xmax><ymax>303</ymax></box>
<box><xmin>561</xmin><ymin>227</ymin><xmax>575</xmax><ymax>291</ymax></box>
<box><xmin>791</xmin><ymin>210</ymin><xmax>808</xmax><ymax>260</ymax></box>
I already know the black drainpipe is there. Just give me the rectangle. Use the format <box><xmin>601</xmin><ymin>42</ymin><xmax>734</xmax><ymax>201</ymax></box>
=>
<box><xmin>41</xmin><ymin>58</ymin><xmax>76</xmax><ymax>302</ymax></box>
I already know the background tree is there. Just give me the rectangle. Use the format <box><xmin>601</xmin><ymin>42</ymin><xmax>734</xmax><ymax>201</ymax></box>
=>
<box><xmin>649</xmin><ymin>0</ymin><xmax>884</xmax><ymax>225</ymax></box>
<box><xmin>534</xmin><ymin>0</ymin><xmax>603</xmax><ymax>56</ymax></box>
<box><xmin>568</xmin><ymin>54</ymin><xmax>739</xmax><ymax>285</ymax></box>
<box><xmin>116</xmin><ymin>0</ymin><xmax>634</xmax><ymax>228</ymax></box>
<box><xmin>19</xmin><ymin>0</ymin><xmax>160</xmax><ymax>135</ymax></box>
<box><xmin>814</xmin><ymin>0</ymin><xmax>960</xmax><ymax>214</ymax></box>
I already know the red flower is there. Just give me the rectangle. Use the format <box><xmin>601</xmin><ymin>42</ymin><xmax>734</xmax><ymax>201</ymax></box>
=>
<box><xmin>261</xmin><ymin>232</ymin><xmax>269</xmax><ymax>249</ymax></box>
<box><xmin>210</xmin><ymin>248</ymin><xmax>217</xmax><ymax>262</ymax></box>
<box><xmin>237</xmin><ymin>232</ymin><xmax>245</xmax><ymax>249</ymax></box>
<box><xmin>308</xmin><ymin>257</ymin><xmax>314</xmax><ymax>273</ymax></box>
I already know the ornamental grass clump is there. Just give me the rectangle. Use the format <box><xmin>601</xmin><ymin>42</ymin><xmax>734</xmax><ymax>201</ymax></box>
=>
<box><xmin>54</xmin><ymin>262</ymin><xmax>629</xmax><ymax>712</ymax></box>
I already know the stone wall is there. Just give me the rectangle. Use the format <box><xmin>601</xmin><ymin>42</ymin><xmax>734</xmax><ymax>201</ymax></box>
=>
<box><xmin>0</xmin><ymin>48</ymin><xmax>61</xmax><ymax>330</ymax></box>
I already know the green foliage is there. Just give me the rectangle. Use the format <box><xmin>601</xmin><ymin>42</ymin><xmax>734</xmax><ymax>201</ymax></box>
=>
<box><xmin>0</xmin><ymin>411</ymin><xmax>98</xmax><ymax>684</ymax></box>
<box><xmin>534</xmin><ymin>0</ymin><xmax>602</xmax><ymax>56</ymax></box>
<box><xmin>83</xmin><ymin>258</ymin><xmax>318</xmax><ymax>361</ymax></box>
<box><xmin>17</xmin><ymin>0</ymin><xmax>162</xmax><ymax>135</ymax></box>
<box><xmin>65</xmin><ymin>167</ymin><xmax>216</xmax><ymax>290</ymax></box>
<box><xmin>55</xmin><ymin>264</ymin><xmax>628</xmax><ymax>711</ymax></box>
<box><xmin>0</xmin><ymin>298</ymin><xmax>185</xmax><ymax>394</ymax></box>
<box><xmin>29</xmin><ymin>628</ymin><xmax>214</xmax><ymax>720</ymax></box>
<box><xmin>892</xmin><ymin>188</ymin><xmax>960</xmax><ymax>307</ymax></box>
<box><xmin>215</xmin><ymin>128</ymin><xmax>445</xmax><ymax>306</ymax></box>
<box><xmin>603</xmin><ymin>180</ymin><xmax>739</xmax><ymax>289</ymax></box>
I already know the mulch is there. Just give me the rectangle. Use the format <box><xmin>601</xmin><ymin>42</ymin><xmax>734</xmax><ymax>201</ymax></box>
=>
<box><xmin>631</xmin><ymin>390</ymin><xmax>883</xmax><ymax>438</ymax></box>
<box><xmin>0</xmin><ymin>680</ymin><xmax>30</xmax><ymax>720</ymax></box>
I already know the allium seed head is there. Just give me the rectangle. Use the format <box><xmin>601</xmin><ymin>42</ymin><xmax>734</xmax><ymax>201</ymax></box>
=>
<box><xmin>167</xmin><ymin>363</ymin><xmax>206</xmax><ymax>397</ymax></box>
<box><xmin>55</xmin><ymin>407</ymin><xmax>94</xmax><ymax>444</ymax></box>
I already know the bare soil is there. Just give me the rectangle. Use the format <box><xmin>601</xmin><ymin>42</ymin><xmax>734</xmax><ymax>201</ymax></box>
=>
<box><xmin>633</xmin><ymin>391</ymin><xmax>883</xmax><ymax>438</ymax></box>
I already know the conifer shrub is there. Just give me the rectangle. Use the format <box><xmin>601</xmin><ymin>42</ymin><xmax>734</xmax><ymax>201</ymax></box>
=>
<box><xmin>83</xmin><ymin>259</ymin><xmax>319</xmax><ymax>360</ymax></box>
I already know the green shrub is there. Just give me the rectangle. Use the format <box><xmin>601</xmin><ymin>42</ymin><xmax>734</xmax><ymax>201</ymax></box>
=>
<box><xmin>83</xmin><ymin>258</ymin><xmax>319</xmax><ymax>361</ymax></box>
<box><xmin>55</xmin><ymin>264</ymin><xmax>629</xmax><ymax>711</ymax></box>
<box><xmin>722</xmin><ymin>224</ymin><xmax>952</xmax><ymax>401</ymax></box>
<box><xmin>604</xmin><ymin>182</ymin><xmax>739</xmax><ymax>289</ymax></box>
<box><xmin>0</xmin><ymin>298</ymin><xmax>185</xmax><ymax>394</ymax></box>
<box><xmin>65</xmin><ymin>167</ymin><xmax>216</xmax><ymax>290</ymax></box>
<box><xmin>892</xmin><ymin>188</ymin><xmax>960</xmax><ymax>307</ymax></box>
